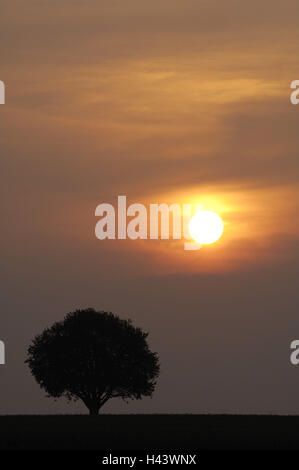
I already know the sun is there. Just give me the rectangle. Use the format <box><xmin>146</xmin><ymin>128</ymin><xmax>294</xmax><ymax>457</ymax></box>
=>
<box><xmin>188</xmin><ymin>211</ymin><xmax>224</xmax><ymax>245</ymax></box>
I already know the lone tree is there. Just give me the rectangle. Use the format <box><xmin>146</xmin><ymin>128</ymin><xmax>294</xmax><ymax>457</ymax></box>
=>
<box><xmin>26</xmin><ymin>308</ymin><xmax>160</xmax><ymax>415</ymax></box>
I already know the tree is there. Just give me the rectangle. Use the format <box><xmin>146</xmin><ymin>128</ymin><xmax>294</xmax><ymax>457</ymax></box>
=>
<box><xmin>26</xmin><ymin>308</ymin><xmax>160</xmax><ymax>415</ymax></box>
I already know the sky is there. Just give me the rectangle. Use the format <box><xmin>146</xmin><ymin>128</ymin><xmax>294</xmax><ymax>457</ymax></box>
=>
<box><xmin>1</xmin><ymin>0</ymin><xmax>299</xmax><ymax>414</ymax></box>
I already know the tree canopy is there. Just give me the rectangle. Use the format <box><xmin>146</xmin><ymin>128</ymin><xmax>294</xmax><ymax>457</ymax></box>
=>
<box><xmin>26</xmin><ymin>308</ymin><xmax>160</xmax><ymax>414</ymax></box>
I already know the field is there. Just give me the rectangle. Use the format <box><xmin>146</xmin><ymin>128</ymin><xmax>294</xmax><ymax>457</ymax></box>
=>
<box><xmin>0</xmin><ymin>414</ymin><xmax>299</xmax><ymax>450</ymax></box>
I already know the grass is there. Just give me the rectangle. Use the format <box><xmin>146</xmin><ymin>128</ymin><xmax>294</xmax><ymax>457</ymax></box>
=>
<box><xmin>0</xmin><ymin>414</ymin><xmax>298</xmax><ymax>450</ymax></box>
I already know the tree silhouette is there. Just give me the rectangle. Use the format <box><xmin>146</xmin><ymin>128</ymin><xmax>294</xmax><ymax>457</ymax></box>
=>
<box><xmin>26</xmin><ymin>308</ymin><xmax>160</xmax><ymax>415</ymax></box>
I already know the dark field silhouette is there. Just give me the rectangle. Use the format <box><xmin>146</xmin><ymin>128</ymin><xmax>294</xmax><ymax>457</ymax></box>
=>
<box><xmin>1</xmin><ymin>414</ymin><xmax>299</xmax><ymax>450</ymax></box>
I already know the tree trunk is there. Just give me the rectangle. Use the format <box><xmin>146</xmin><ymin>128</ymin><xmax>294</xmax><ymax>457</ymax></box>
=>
<box><xmin>88</xmin><ymin>404</ymin><xmax>100</xmax><ymax>415</ymax></box>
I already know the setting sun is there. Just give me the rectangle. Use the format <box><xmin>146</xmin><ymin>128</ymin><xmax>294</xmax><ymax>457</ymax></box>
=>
<box><xmin>189</xmin><ymin>211</ymin><xmax>224</xmax><ymax>245</ymax></box>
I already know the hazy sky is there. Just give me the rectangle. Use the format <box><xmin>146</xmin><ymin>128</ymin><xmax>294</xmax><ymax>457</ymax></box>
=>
<box><xmin>1</xmin><ymin>0</ymin><xmax>299</xmax><ymax>414</ymax></box>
